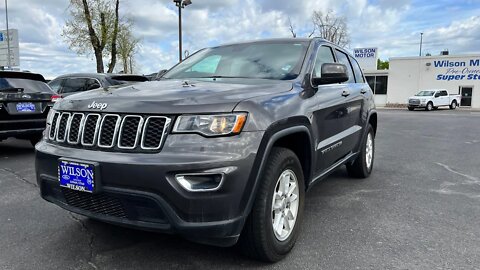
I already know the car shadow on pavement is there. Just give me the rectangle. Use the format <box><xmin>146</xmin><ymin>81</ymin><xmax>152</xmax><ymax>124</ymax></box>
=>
<box><xmin>0</xmin><ymin>139</ymin><xmax>34</xmax><ymax>158</ymax></box>
<box><xmin>61</xmin><ymin>216</ymin><xmax>269</xmax><ymax>268</ymax></box>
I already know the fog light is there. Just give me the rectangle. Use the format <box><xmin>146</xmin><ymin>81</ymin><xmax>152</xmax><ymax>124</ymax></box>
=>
<box><xmin>175</xmin><ymin>173</ymin><xmax>224</xmax><ymax>192</ymax></box>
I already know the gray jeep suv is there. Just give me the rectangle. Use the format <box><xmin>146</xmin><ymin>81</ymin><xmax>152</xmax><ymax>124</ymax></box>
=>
<box><xmin>35</xmin><ymin>38</ymin><xmax>377</xmax><ymax>262</ymax></box>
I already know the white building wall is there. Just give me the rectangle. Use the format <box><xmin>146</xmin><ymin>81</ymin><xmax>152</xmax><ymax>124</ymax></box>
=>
<box><xmin>386</xmin><ymin>54</ymin><xmax>480</xmax><ymax>108</ymax></box>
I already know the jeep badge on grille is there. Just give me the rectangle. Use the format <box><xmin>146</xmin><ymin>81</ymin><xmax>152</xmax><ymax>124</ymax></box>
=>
<box><xmin>87</xmin><ymin>101</ymin><xmax>108</xmax><ymax>110</ymax></box>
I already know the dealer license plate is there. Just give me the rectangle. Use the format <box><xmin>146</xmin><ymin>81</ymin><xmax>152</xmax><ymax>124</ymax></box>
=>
<box><xmin>58</xmin><ymin>160</ymin><xmax>95</xmax><ymax>193</ymax></box>
<box><xmin>16</xmin><ymin>102</ymin><xmax>36</xmax><ymax>112</ymax></box>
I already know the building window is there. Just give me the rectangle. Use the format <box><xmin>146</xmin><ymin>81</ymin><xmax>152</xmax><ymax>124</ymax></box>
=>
<box><xmin>365</xmin><ymin>75</ymin><xmax>388</xmax><ymax>95</ymax></box>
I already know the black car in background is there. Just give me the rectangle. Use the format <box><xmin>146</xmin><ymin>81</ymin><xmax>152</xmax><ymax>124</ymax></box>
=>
<box><xmin>48</xmin><ymin>73</ymin><xmax>149</xmax><ymax>100</ymax></box>
<box><xmin>0</xmin><ymin>71</ymin><xmax>54</xmax><ymax>146</ymax></box>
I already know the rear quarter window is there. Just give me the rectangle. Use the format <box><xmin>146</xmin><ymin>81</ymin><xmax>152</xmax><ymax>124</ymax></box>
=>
<box><xmin>350</xmin><ymin>57</ymin><xmax>365</xmax><ymax>83</ymax></box>
<box><xmin>335</xmin><ymin>50</ymin><xmax>355</xmax><ymax>83</ymax></box>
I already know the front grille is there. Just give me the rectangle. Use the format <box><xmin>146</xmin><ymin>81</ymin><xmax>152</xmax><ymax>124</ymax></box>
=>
<box><xmin>62</xmin><ymin>188</ymin><xmax>128</xmax><ymax>218</ymax></box>
<box><xmin>49</xmin><ymin>112</ymin><xmax>171</xmax><ymax>152</ymax></box>
<box><xmin>409</xmin><ymin>99</ymin><xmax>420</xmax><ymax>105</ymax></box>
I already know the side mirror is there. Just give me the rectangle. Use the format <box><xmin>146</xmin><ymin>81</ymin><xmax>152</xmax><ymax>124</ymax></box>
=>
<box><xmin>434</xmin><ymin>93</ymin><xmax>440</xmax><ymax>98</ymax></box>
<box><xmin>155</xmin><ymin>69</ymin><xmax>168</xmax><ymax>79</ymax></box>
<box><xmin>87</xmin><ymin>83</ymin><xmax>101</xmax><ymax>90</ymax></box>
<box><xmin>312</xmin><ymin>63</ymin><xmax>349</xmax><ymax>86</ymax></box>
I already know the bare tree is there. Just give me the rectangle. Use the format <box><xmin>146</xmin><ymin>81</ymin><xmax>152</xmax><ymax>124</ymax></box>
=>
<box><xmin>107</xmin><ymin>0</ymin><xmax>119</xmax><ymax>73</ymax></box>
<box><xmin>287</xmin><ymin>17</ymin><xmax>316</xmax><ymax>38</ymax></box>
<box><xmin>312</xmin><ymin>10</ymin><xmax>349</xmax><ymax>47</ymax></box>
<box><xmin>117</xmin><ymin>23</ymin><xmax>140</xmax><ymax>74</ymax></box>
<box><xmin>63</xmin><ymin>0</ymin><xmax>130</xmax><ymax>73</ymax></box>
<box><xmin>288</xmin><ymin>17</ymin><xmax>297</xmax><ymax>38</ymax></box>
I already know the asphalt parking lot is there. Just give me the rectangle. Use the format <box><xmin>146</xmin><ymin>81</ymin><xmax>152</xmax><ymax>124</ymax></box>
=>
<box><xmin>1</xmin><ymin>108</ymin><xmax>480</xmax><ymax>270</ymax></box>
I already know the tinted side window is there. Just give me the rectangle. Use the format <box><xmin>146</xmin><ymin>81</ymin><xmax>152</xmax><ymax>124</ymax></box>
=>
<box><xmin>48</xmin><ymin>79</ymin><xmax>63</xmax><ymax>93</ymax></box>
<box><xmin>350</xmin><ymin>57</ymin><xmax>365</xmax><ymax>83</ymax></box>
<box><xmin>335</xmin><ymin>50</ymin><xmax>355</xmax><ymax>83</ymax></box>
<box><xmin>86</xmin><ymin>79</ymin><xmax>101</xmax><ymax>90</ymax></box>
<box><xmin>62</xmin><ymin>78</ymin><xmax>88</xmax><ymax>93</ymax></box>
<box><xmin>441</xmin><ymin>90</ymin><xmax>448</xmax><ymax>96</ymax></box>
<box><xmin>313</xmin><ymin>46</ymin><xmax>336</xmax><ymax>78</ymax></box>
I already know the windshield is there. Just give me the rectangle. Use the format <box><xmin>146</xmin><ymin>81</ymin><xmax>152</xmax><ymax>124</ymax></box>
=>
<box><xmin>0</xmin><ymin>78</ymin><xmax>53</xmax><ymax>93</ymax></box>
<box><xmin>415</xmin><ymin>91</ymin><xmax>435</xmax><ymax>96</ymax></box>
<box><xmin>163</xmin><ymin>41</ymin><xmax>309</xmax><ymax>80</ymax></box>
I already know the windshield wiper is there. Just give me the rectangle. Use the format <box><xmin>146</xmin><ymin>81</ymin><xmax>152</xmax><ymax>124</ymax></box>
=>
<box><xmin>197</xmin><ymin>75</ymin><xmax>251</xmax><ymax>79</ymax></box>
<box><xmin>0</xmin><ymin>87</ymin><xmax>25</xmax><ymax>92</ymax></box>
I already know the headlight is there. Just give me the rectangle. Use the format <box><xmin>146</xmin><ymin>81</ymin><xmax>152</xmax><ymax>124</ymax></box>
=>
<box><xmin>173</xmin><ymin>113</ymin><xmax>247</xmax><ymax>136</ymax></box>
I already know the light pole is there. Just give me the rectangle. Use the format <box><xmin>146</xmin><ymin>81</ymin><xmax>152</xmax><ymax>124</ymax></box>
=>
<box><xmin>4</xmin><ymin>0</ymin><xmax>10</xmax><ymax>68</ymax></box>
<box><xmin>173</xmin><ymin>0</ymin><xmax>192</xmax><ymax>62</ymax></box>
<box><xmin>419</xmin><ymin>32</ymin><xmax>423</xmax><ymax>57</ymax></box>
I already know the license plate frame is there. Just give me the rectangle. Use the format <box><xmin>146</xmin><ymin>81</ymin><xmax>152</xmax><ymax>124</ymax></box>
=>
<box><xmin>58</xmin><ymin>159</ymin><xmax>100</xmax><ymax>193</ymax></box>
<box><xmin>16</xmin><ymin>102</ymin><xmax>36</xmax><ymax>112</ymax></box>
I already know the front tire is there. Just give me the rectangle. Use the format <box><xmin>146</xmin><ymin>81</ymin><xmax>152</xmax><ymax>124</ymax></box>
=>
<box><xmin>346</xmin><ymin>124</ymin><xmax>375</xmax><ymax>178</ymax></box>
<box><xmin>240</xmin><ymin>147</ymin><xmax>305</xmax><ymax>262</ymax></box>
<box><xmin>425</xmin><ymin>102</ymin><xmax>433</xmax><ymax>111</ymax></box>
<box><xmin>450</xmin><ymin>101</ymin><xmax>457</xmax><ymax>110</ymax></box>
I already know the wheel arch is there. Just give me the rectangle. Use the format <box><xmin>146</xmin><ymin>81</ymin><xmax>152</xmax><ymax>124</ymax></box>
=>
<box><xmin>239</xmin><ymin>117</ymin><xmax>314</xmax><ymax>221</ymax></box>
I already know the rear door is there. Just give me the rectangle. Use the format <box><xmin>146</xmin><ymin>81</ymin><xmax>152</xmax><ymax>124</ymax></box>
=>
<box><xmin>331</xmin><ymin>49</ymin><xmax>364</xmax><ymax>160</ymax></box>
<box><xmin>312</xmin><ymin>45</ymin><xmax>362</xmax><ymax>174</ymax></box>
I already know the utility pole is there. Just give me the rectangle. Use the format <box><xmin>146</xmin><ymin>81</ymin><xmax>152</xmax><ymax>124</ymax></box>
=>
<box><xmin>173</xmin><ymin>0</ymin><xmax>192</xmax><ymax>62</ymax></box>
<box><xmin>5</xmin><ymin>0</ymin><xmax>10</xmax><ymax>68</ymax></box>
<box><xmin>419</xmin><ymin>32</ymin><xmax>423</xmax><ymax>57</ymax></box>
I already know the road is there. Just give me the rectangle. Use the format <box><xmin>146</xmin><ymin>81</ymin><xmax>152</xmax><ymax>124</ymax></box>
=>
<box><xmin>1</xmin><ymin>109</ymin><xmax>480</xmax><ymax>270</ymax></box>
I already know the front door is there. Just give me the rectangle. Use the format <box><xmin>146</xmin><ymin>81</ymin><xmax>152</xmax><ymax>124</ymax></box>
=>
<box><xmin>460</xmin><ymin>87</ymin><xmax>473</xmax><ymax>107</ymax></box>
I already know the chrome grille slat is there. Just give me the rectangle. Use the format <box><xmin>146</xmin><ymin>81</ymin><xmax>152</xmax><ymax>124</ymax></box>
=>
<box><xmin>98</xmin><ymin>114</ymin><xmax>121</xmax><ymax>148</ymax></box>
<box><xmin>81</xmin><ymin>114</ymin><xmax>101</xmax><ymax>146</ymax></box>
<box><xmin>118</xmin><ymin>116</ymin><xmax>144</xmax><ymax>150</ymax></box>
<box><xmin>67</xmin><ymin>113</ymin><xmax>85</xmax><ymax>144</ymax></box>
<box><xmin>48</xmin><ymin>112</ymin><xmax>61</xmax><ymax>140</ymax></box>
<box><xmin>56</xmin><ymin>113</ymin><xmax>71</xmax><ymax>142</ymax></box>
<box><xmin>49</xmin><ymin>112</ymin><xmax>169</xmax><ymax>152</ymax></box>
<box><xmin>141</xmin><ymin>116</ymin><xmax>171</xmax><ymax>150</ymax></box>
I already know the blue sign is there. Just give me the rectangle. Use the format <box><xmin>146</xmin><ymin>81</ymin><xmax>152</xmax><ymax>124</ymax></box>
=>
<box><xmin>435</xmin><ymin>58</ymin><xmax>480</xmax><ymax>81</ymax></box>
<box><xmin>59</xmin><ymin>160</ymin><xmax>95</xmax><ymax>193</ymax></box>
<box><xmin>0</xmin><ymin>32</ymin><xmax>3</xmax><ymax>42</ymax></box>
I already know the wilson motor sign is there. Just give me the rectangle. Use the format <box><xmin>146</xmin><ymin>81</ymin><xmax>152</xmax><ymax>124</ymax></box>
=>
<box><xmin>434</xmin><ymin>59</ymin><xmax>480</xmax><ymax>81</ymax></box>
<box><xmin>354</xmin><ymin>48</ymin><xmax>378</xmax><ymax>70</ymax></box>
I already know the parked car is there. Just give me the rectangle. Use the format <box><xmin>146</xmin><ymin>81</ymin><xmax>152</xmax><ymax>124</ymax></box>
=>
<box><xmin>0</xmin><ymin>71</ymin><xmax>54</xmax><ymax>146</ymax></box>
<box><xmin>36</xmin><ymin>38</ymin><xmax>377</xmax><ymax>262</ymax></box>
<box><xmin>408</xmin><ymin>89</ymin><xmax>461</xmax><ymax>111</ymax></box>
<box><xmin>48</xmin><ymin>73</ymin><xmax>149</xmax><ymax>101</ymax></box>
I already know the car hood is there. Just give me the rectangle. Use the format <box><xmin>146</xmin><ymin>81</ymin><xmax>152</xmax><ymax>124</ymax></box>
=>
<box><xmin>54</xmin><ymin>79</ymin><xmax>293</xmax><ymax>114</ymax></box>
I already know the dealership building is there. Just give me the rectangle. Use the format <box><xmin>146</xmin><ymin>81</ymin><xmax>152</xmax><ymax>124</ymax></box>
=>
<box><xmin>355</xmin><ymin>48</ymin><xmax>480</xmax><ymax>109</ymax></box>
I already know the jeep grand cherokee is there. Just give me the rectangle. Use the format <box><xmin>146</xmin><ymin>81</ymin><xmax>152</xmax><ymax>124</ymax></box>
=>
<box><xmin>35</xmin><ymin>38</ymin><xmax>377</xmax><ymax>262</ymax></box>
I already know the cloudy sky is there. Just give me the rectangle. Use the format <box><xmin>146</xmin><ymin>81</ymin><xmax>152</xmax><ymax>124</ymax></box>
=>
<box><xmin>0</xmin><ymin>0</ymin><xmax>479</xmax><ymax>78</ymax></box>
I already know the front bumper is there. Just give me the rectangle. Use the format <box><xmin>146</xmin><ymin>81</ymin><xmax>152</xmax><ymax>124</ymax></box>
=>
<box><xmin>35</xmin><ymin>131</ymin><xmax>264</xmax><ymax>246</ymax></box>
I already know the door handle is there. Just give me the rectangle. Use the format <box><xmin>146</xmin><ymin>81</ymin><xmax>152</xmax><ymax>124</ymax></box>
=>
<box><xmin>341</xmin><ymin>90</ymin><xmax>350</xmax><ymax>97</ymax></box>
<box><xmin>360</xmin><ymin>89</ymin><xmax>367</xmax><ymax>94</ymax></box>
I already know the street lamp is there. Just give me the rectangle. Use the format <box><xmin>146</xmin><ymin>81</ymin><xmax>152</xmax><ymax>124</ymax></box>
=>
<box><xmin>173</xmin><ymin>0</ymin><xmax>192</xmax><ymax>62</ymax></box>
<box><xmin>419</xmin><ymin>32</ymin><xmax>423</xmax><ymax>57</ymax></box>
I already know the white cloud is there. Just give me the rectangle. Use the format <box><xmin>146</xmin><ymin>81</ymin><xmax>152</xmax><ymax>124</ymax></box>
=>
<box><xmin>0</xmin><ymin>0</ymin><xmax>478</xmax><ymax>77</ymax></box>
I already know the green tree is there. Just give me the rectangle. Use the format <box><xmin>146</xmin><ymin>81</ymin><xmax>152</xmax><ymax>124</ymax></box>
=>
<box><xmin>117</xmin><ymin>23</ymin><xmax>140</xmax><ymax>74</ymax></box>
<box><xmin>377</xmin><ymin>59</ymin><xmax>389</xmax><ymax>70</ymax></box>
